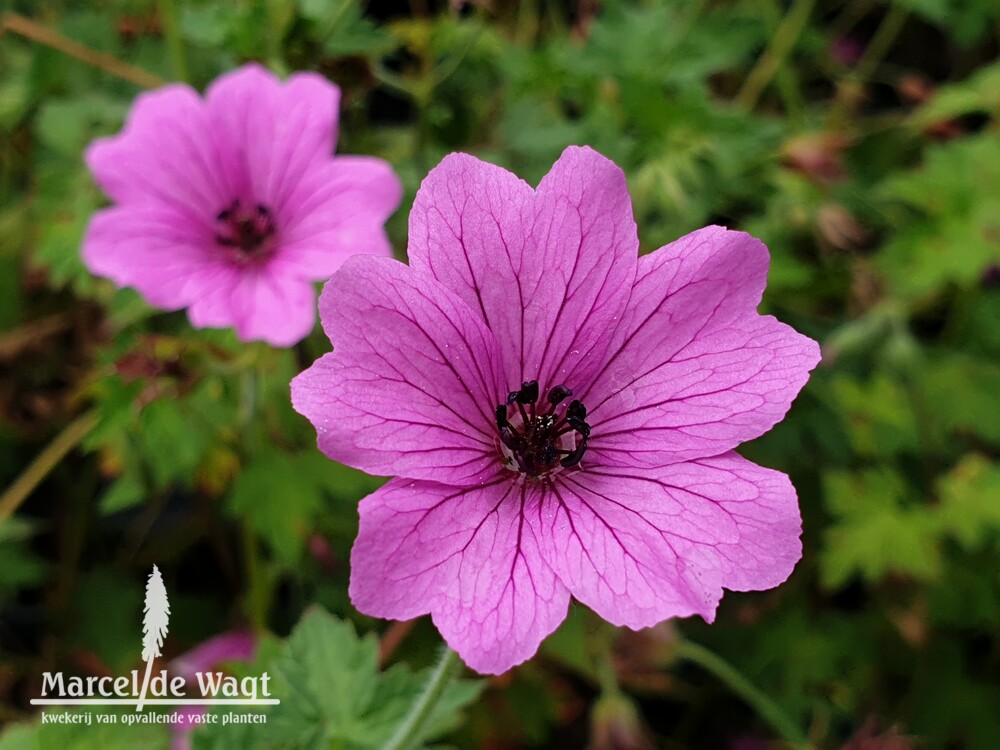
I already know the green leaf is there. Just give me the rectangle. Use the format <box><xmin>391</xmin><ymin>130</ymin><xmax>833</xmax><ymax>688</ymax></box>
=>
<box><xmin>138</xmin><ymin>398</ymin><xmax>212</xmax><ymax>491</ymax></box>
<box><xmin>35</xmin><ymin>96</ymin><xmax>128</xmax><ymax>157</ymax></box>
<box><xmin>878</xmin><ymin>134</ymin><xmax>1000</xmax><ymax>298</ymax></box>
<box><xmin>40</xmin><ymin>712</ymin><xmax>171</xmax><ymax>750</ymax></box>
<box><xmin>30</xmin><ymin>160</ymin><xmax>100</xmax><ymax>294</ymax></box>
<box><xmin>0</xmin><ymin>518</ymin><xmax>46</xmax><ymax>602</ymax></box>
<box><xmin>1</xmin><ymin>710</ymin><xmax>170</xmax><ymax>750</ymax></box>
<box><xmin>0</xmin><ymin>55</ymin><xmax>32</xmax><ymax>129</ymax></box>
<box><xmin>310</xmin><ymin>0</ymin><xmax>397</xmax><ymax>57</ymax></box>
<box><xmin>914</xmin><ymin>60</ymin><xmax>1000</xmax><ymax>127</ymax></box>
<box><xmin>827</xmin><ymin>374</ymin><xmax>920</xmax><ymax>457</ymax></box>
<box><xmin>267</xmin><ymin>608</ymin><xmax>381</xmax><ymax>744</ymax></box>
<box><xmin>98</xmin><ymin>468</ymin><xmax>146</xmax><ymax>514</ymax></box>
<box><xmin>227</xmin><ymin>452</ymin><xmax>324</xmax><ymax>566</ymax></box>
<box><xmin>180</xmin><ymin>5</ymin><xmax>234</xmax><ymax>47</ymax></box>
<box><xmin>67</xmin><ymin>568</ymin><xmax>143</xmax><ymax>674</ymax></box>
<box><xmin>936</xmin><ymin>454</ymin><xmax>1000</xmax><ymax>549</ymax></box>
<box><xmin>194</xmin><ymin>608</ymin><xmax>481</xmax><ymax>750</ymax></box>
<box><xmin>0</xmin><ymin>723</ymin><xmax>36</xmax><ymax>750</ymax></box>
<box><xmin>820</xmin><ymin>470</ymin><xmax>941</xmax><ymax>588</ymax></box>
<box><xmin>894</xmin><ymin>0</ymin><xmax>999</xmax><ymax>45</ymax></box>
<box><xmin>228</xmin><ymin>445</ymin><xmax>383</xmax><ymax>566</ymax></box>
<box><xmin>921</xmin><ymin>353</ymin><xmax>1000</xmax><ymax>445</ymax></box>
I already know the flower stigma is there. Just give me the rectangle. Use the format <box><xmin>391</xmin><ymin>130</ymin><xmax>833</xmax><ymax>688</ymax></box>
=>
<box><xmin>214</xmin><ymin>199</ymin><xmax>277</xmax><ymax>262</ymax></box>
<box><xmin>495</xmin><ymin>380</ymin><xmax>591</xmax><ymax>479</ymax></box>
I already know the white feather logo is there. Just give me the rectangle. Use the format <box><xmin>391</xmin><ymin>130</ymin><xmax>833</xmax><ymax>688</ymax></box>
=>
<box><xmin>136</xmin><ymin>565</ymin><xmax>170</xmax><ymax>711</ymax></box>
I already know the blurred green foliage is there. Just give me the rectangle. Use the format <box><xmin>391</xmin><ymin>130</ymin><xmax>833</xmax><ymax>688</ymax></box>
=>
<box><xmin>1</xmin><ymin>0</ymin><xmax>999</xmax><ymax>747</ymax></box>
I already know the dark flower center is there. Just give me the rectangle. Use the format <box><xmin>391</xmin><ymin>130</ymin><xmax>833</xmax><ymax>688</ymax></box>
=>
<box><xmin>495</xmin><ymin>380</ymin><xmax>590</xmax><ymax>479</ymax></box>
<box><xmin>214</xmin><ymin>200</ymin><xmax>276</xmax><ymax>261</ymax></box>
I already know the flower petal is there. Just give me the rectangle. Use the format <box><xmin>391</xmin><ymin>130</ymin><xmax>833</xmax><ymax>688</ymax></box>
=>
<box><xmin>291</xmin><ymin>255</ymin><xmax>507</xmax><ymax>485</ymax></box>
<box><xmin>408</xmin><ymin>146</ymin><xmax>638</xmax><ymax>392</ymax></box>
<box><xmin>171</xmin><ymin>630</ymin><xmax>255</xmax><ymax>683</ymax></box>
<box><xmin>271</xmin><ymin>156</ymin><xmax>402</xmax><ymax>279</ymax></box>
<box><xmin>582</xmin><ymin>227</ymin><xmax>821</xmax><ymax>469</ymax></box>
<box><xmin>85</xmin><ymin>85</ymin><xmax>228</xmax><ymax>221</ymax></box>
<box><xmin>204</xmin><ymin>64</ymin><xmax>340</xmax><ymax>217</ymax></box>
<box><xmin>349</xmin><ymin>477</ymin><xmax>570</xmax><ymax>674</ymax></box>
<box><xmin>82</xmin><ymin>205</ymin><xmax>216</xmax><ymax>309</ymax></box>
<box><xmin>534</xmin><ymin>453</ymin><xmax>802</xmax><ymax>629</ymax></box>
<box><xmin>186</xmin><ymin>266</ymin><xmax>318</xmax><ymax>346</ymax></box>
<box><xmin>228</xmin><ymin>273</ymin><xmax>318</xmax><ymax>346</ymax></box>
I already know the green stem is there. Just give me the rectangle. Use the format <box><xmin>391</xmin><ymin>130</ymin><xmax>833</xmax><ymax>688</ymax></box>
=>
<box><xmin>595</xmin><ymin>648</ymin><xmax>620</xmax><ymax>699</ymax></box>
<box><xmin>761</xmin><ymin>0</ymin><xmax>807</xmax><ymax>122</ymax></box>
<box><xmin>591</xmin><ymin>619</ymin><xmax>621</xmax><ymax>697</ymax></box>
<box><xmin>384</xmin><ymin>647</ymin><xmax>460</xmax><ymax>750</ymax></box>
<box><xmin>238</xmin><ymin>364</ymin><xmax>267</xmax><ymax>632</ymax></box>
<box><xmin>157</xmin><ymin>0</ymin><xmax>189</xmax><ymax>82</ymax></box>
<box><xmin>676</xmin><ymin>640</ymin><xmax>810</xmax><ymax>749</ymax></box>
<box><xmin>428</xmin><ymin>21</ymin><xmax>485</xmax><ymax>91</ymax></box>
<box><xmin>243</xmin><ymin>519</ymin><xmax>266</xmax><ymax>633</ymax></box>
<box><xmin>737</xmin><ymin>0</ymin><xmax>816</xmax><ymax>111</ymax></box>
<box><xmin>0</xmin><ymin>410</ymin><xmax>98</xmax><ymax>521</ymax></box>
<box><xmin>827</xmin><ymin>0</ymin><xmax>874</xmax><ymax>40</ymax></box>
<box><xmin>264</xmin><ymin>0</ymin><xmax>290</xmax><ymax>71</ymax></box>
<box><xmin>373</xmin><ymin>65</ymin><xmax>417</xmax><ymax>99</ymax></box>
<box><xmin>852</xmin><ymin>5</ymin><xmax>908</xmax><ymax>85</ymax></box>
<box><xmin>239</xmin><ymin>367</ymin><xmax>259</xmax><ymax>451</ymax></box>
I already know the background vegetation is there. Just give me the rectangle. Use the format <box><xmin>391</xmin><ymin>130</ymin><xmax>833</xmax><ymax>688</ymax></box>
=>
<box><xmin>1</xmin><ymin>0</ymin><xmax>999</xmax><ymax>747</ymax></box>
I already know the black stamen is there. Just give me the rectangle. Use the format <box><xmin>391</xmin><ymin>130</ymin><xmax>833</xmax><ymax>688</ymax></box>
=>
<box><xmin>515</xmin><ymin>380</ymin><xmax>539</xmax><ymax>404</ymax></box>
<box><xmin>547</xmin><ymin>385</ymin><xmax>573</xmax><ymax>406</ymax></box>
<box><xmin>216</xmin><ymin>199</ymin><xmax>238</xmax><ymax>222</ymax></box>
<box><xmin>517</xmin><ymin>401</ymin><xmax>530</xmax><ymax>426</ymax></box>
<box><xmin>560</xmin><ymin>437</ymin><xmax>588</xmax><ymax>468</ymax></box>
<box><xmin>495</xmin><ymin>404</ymin><xmax>509</xmax><ymax>432</ymax></box>
<box><xmin>214</xmin><ymin>199</ymin><xmax>277</xmax><ymax>257</ymax></box>
<box><xmin>567</xmin><ymin>416</ymin><xmax>590</xmax><ymax>438</ymax></box>
<box><xmin>499</xmin><ymin>427</ymin><xmax>519</xmax><ymax>451</ymax></box>
<box><xmin>496</xmin><ymin>381</ymin><xmax>590</xmax><ymax>478</ymax></box>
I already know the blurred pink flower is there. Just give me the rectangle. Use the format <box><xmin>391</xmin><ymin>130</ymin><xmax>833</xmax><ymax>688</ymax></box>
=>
<box><xmin>292</xmin><ymin>146</ymin><xmax>820</xmax><ymax>674</ymax></box>
<box><xmin>830</xmin><ymin>36</ymin><xmax>864</xmax><ymax>67</ymax></box>
<box><xmin>83</xmin><ymin>64</ymin><xmax>401</xmax><ymax>346</ymax></box>
<box><xmin>169</xmin><ymin>630</ymin><xmax>256</xmax><ymax>750</ymax></box>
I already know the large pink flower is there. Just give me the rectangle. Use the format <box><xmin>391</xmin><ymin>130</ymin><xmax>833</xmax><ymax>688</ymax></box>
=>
<box><xmin>291</xmin><ymin>146</ymin><xmax>820</xmax><ymax>674</ymax></box>
<box><xmin>83</xmin><ymin>64</ymin><xmax>401</xmax><ymax>346</ymax></box>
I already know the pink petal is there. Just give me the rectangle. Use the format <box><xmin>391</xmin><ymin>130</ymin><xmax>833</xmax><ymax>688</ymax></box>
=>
<box><xmin>168</xmin><ymin>630</ymin><xmax>254</xmax><ymax>750</ymax></box>
<box><xmin>408</xmin><ymin>146</ymin><xmax>638</xmax><ymax>393</ymax></box>
<box><xmin>204</xmin><ymin>64</ymin><xmax>340</xmax><ymax>217</ymax></box>
<box><xmin>271</xmin><ymin>156</ymin><xmax>402</xmax><ymax>279</ymax></box>
<box><xmin>170</xmin><ymin>630</ymin><xmax>256</xmax><ymax>682</ymax></box>
<box><xmin>82</xmin><ymin>205</ymin><xmax>216</xmax><ymax>309</ymax></box>
<box><xmin>349</xmin><ymin>477</ymin><xmax>570</xmax><ymax>674</ymax></box>
<box><xmin>291</xmin><ymin>255</ymin><xmax>507</xmax><ymax>485</ymax></box>
<box><xmin>85</xmin><ymin>85</ymin><xmax>229</xmax><ymax>221</ymax></box>
<box><xmin>582</xmin><ymin>227</ymin><xmax>821</xmax><ymax>469</ymax></box>
<box><xmin>170</xmin><ymin>707</ymin><xmax>203</xmax><ymax>750</ymax></box>
<box><xmin>186</xmin><ymin>265</ymin><xmax>317</xmax><ymax>346</ymax></box>
<box><xmin>535</xmin><ymin>453</ymin><xmax>802</xmax><ymax>629</ymax></box>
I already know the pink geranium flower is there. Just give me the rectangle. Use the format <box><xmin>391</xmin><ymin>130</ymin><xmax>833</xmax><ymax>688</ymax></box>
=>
<box><xmin>83</xmin><ymin>64</ymin><xmax>402</xmax><ymax>346</ymax></box>
<box><xmin>291</xmin><ymin>146</ymin><xmax>820</xmax><ymax>674</ymax></box>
